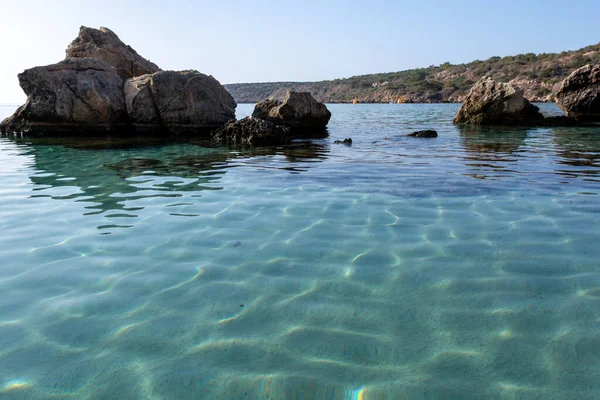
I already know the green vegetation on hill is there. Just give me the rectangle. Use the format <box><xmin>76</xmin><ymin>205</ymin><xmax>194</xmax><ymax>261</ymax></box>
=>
<box><xmin>224</xmin><ymin>43</ymin><xmax>600</xmax><ymax>103</ymax></box>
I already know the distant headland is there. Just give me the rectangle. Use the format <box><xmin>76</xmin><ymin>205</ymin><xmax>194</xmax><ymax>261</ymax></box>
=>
<box><xmin>224</xmin><ymin>43</ymin><xmax>600</xmax><ymax>104</ymax></box>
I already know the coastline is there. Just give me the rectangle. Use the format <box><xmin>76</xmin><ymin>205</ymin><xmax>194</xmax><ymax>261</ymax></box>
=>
<box><xmin>234</xmin><ymin>100</ymin><xmax>557</xmax><ymax>104</ymax></box>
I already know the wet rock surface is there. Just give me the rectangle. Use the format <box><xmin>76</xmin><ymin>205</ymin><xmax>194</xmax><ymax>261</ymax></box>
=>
<box><xmin>407</xmin><ymin>130</ymin><xmax>438</xmax><ymax>138</ymax></box>
<box><xmin>333</xmin><ymin>138</ymin><xmax>352</xmax><ymax>144</ymax></box>
<box><xmin>212</xmin><ymin>117</ymin><xmax>290</xmax><ymax>146</ymax></box>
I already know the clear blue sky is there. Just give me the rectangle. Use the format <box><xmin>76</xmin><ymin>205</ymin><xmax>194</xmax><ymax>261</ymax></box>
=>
<box><xmin>0</xmin><ymin>0</ymin><xmax>598</xmax><ymax>103</ymax></box>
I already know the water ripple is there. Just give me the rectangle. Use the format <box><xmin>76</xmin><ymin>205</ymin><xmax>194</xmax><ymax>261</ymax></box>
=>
<box><xmin>1</xmin><ymin>104</ymin><xmax>600</xmax><ymax>398</ymax></box>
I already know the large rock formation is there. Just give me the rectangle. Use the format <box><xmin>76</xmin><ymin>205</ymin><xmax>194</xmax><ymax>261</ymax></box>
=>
<box><xmin>66</xmin><ymin>26</ymin><xmax>160</xmax><ymax>79</ymax></box>
<box><xmin>0</xmin><ymin>58</ymin><xmax>128</xmax><ymax>134</ymax></box>
<box><xmin>1</xmin><ymin>25</ymin><xmax>238</xmax><ymax>136</ymax></box>
<box><xmin>555</xmin><ymin>64</ymin><xmax>600</xmax><ymax>121</ymax></box>
<box><xmin>124</xmin><ymin>70</ymin><xmax>236</xmax><ymax>134</ymax></box>
<box><xmin>453</xmin><ymin>77</ymin><xmax>544</xmax><ymax>125</ymax></box>
<box><xmin>212</xmin><ymin>117</ymin><xmax>290</xmax><ymax>145</ymax></box>
<box><xmin>252</xmin><ymin>91</ymin><xmax>331</xmax><ymax>130</ymax></box>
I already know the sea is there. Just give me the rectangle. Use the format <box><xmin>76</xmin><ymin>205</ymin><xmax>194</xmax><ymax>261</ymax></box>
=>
<box><xmin>0</xmin><ymin>103</ymin><xmax>599</xmax><ymax>399</ymax></box>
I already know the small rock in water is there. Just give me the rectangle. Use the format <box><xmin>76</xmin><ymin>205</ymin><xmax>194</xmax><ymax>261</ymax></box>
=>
<box><xmin>334</xmin><ymin>138</ymin><xmax>352</xmax><ymax>145</ymax></box>
<box><xmin>212</xmin><ymin>117</ymin><xmax>289</xmax><ymax>146</ymax></box>
<box><xmin>406</xmin><ymin>130</ymin><xmax>438</xmax><ymax>138</ymax></box>
<box><xmin>252</xmin><ymin>91</ymin><xmax>331</xmax><ymax>129</ymax></box>
<box><xmin>453</xmin><ymin>77</ymin><xmax>544</xmax><ymax>125</ymax></box>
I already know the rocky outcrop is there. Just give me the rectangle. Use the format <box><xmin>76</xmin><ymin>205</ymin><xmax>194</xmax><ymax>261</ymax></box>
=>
<box><xmin>252</xmin><ymin>91</ymin><xmax>331</xmax><ymax>130</ymax></box>
<box><xmin>555</xmin><ymin>64</ymin><xmax>600</xmax><ymax>121</ymax></box>
<box><xmin>212</xmin><ymin>117</ymin><xmax>290</xmax><ymax>145</ymax></box>
<box><xmin>407</xmin><ymin>130</ymin><xmax>438</xmax><ymax>138</ymax></box>
<box><xmin>125</xmin><ymin>70</ymin><xmax>236</xmax><ymax>134</ymax></box>
<box><xmin>66</xmin><ymin>26</ymin><xmax>160</xmax><ymax>79</ymax></box>
<box><xmin>0</xmin><ymin>58</ymin><xmax>127</xmax><ymax>134</ymax></box>
<box><xmin>453</xmin><ymin>77</ymin><xmax>544</xmax><ymax>125</ymax></box>
<box><xmin>2</xmin><ymin>26</ymin><xmax>236</xmax><ymax>137</ymax></box>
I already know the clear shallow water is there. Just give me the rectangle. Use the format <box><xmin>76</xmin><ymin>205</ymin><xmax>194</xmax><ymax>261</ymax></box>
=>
<box><xmin>1</xmin><ymin>103</ymin><xmax>600</xmax><ymax>399</ymax></box>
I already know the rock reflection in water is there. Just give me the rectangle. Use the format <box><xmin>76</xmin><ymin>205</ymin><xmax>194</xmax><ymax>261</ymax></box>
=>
<box><xmin>3</xmin><ymin>135</ymin><xmax>330</xmax><ymax>232</ymax></box>
<box><xmin>552</xmin><ymin>126</ymin><xmax>600</xmax><ymax>179</ymax></box>
<box><xmin>211</xmin><ymin>140</ymin><xmax>329</xmax><ymax>173</ymax></box>
<box><xmin>458</xmin><ymin>125</ymin><xmax>527</xmax><ymax>180</ymax></box>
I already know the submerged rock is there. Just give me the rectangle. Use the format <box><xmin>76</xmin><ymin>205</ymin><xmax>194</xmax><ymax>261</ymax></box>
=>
<box><xmin>0</xmin><ymin>58</ymin><xmax>127</xmax><ymax>134</ymax></box>
<box><xmin>212</xmin><ymin>117</ymin><xmax>290</xmax><ymax>145</ymax></box>
<box><xmin>555</xmin><ymin>64</ymin><xmax>600</xmax><ymax>121</ymax></box>
<box><xmin>407</xmin><ymin>130</ymin><xmax>438</xmax><ymax>138</ymax></box>
<box><xmin>125</xmin><ymin>70</ymin><xmax>236</xmax><ymax>134</ymax></box>
<box><xmin>252</xmin><ymin>91</ymin><xmax>331</xmax><ymax>130</ymax></box>
<box><xmin>538</xmin><ymin>115</ymin><xmax>596</xmax><ymax>127</ymax></box>
<box><xmin>453</xmin><ymin>77</ymin><xmax>544</xmax><ymax>125</ymax></box>
<box><xmin>333</xmin><ymin>138</ymin><xmax>352</xmax><ymax>144</ymax></box>
<box><xmin>66</xmin><ymin>26</ymin><xmax>160</xmax><ymax>79</ymax></box>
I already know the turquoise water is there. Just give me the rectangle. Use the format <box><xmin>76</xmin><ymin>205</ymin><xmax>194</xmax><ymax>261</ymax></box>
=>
<box><xmin>1</xmin><ymin>103</ymin><xmax>600</xmax><ymax>399</ymax></box>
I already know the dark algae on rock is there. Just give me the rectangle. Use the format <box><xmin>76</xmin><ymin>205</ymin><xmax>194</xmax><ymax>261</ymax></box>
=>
<box><xmin>212</xmin><ymin>117</ymin><xmax>290</xmax><ymax>146</ymax></box>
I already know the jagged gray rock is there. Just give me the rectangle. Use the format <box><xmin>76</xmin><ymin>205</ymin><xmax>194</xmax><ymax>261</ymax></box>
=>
<box><xmin>125</xmin><ymin>70</ymin><xmax>236</xmax><ymax>134</ymax></box>
<box><xmin>66</xmin><ymin>26</ymin><xmax>160</xmax><ymax>79</ymax></box>
<box><xmin>453</xmin><ymin>77</ymin><xmax>544</xmax><ymax>125</ymax></box>
<box><xmin>0</xmin><ymin>58</ymin><xmax>127</xmax><ymax>134</ymax></box>
<box><xmin>212</xmin><ymin>117</ymin><xmax>290</xmax><ymax>145</ymax></box>
<box><xmin>555</xmin><ymin>64</ymin><xmax>600</xmax><ymax>121</ymax></box>
<box><xmin>252</xmin><ymin>91</ymin><xmax>331</xmax><ymax>130</ymax></box>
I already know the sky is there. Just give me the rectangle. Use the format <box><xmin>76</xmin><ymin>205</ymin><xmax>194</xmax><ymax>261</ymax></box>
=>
<box><xmin>0</xmin><ymin>0</ymin><xmax>598</xmax><ymax>103</ymax></box>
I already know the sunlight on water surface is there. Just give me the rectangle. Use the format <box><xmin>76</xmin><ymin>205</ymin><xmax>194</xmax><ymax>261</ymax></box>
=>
<box><xmin>1</xmin><ymin>103</ymin><xmax>600</xmax><ymax>399</ymax></box>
